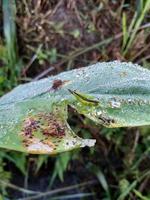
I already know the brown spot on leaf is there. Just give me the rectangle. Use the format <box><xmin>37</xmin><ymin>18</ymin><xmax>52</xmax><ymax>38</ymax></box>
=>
<box><xmin>22</xmin><ymin>117</ymin><xmax>39</xmax><ymax>137</ymax></box>
<box><xmin>38</xmin><ymin>113</ymin><xmax>65</xmax><ymax>137</ymax></box>
<box><xmin>21</xmin><ymin>113</ymin><xmax>65</xmax><ymax>138</ymax></box>
<box><xmin>43</xmin><ymin>140</ymin><xmax>55</xmax><ymax>148</ymax></box>
<box><xmin>51</xmin><ymin>79</ymin><xmax>70</xmax><ymax>90</ymax></box>
<box><xmin>20</xmin><ymin>111</ymin><xmax>66</xmax><ymax>153</ymax></box>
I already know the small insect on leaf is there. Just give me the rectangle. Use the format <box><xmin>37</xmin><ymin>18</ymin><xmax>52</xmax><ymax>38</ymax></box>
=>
<box><xmin>68</xmin><ymin>89</ymin><xmax>99</xmax><ymax>106</ymax></box>
<box><xmin>52</xmin><ymin>79</ymin><xmax>70</xmax><ymax>90</ymax></box>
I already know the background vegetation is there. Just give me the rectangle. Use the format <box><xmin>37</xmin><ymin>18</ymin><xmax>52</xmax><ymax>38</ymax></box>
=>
<box><xmin>0</xmin><ymin>0</ymin><xmax>150</xmax><ymax>199</ymax></box>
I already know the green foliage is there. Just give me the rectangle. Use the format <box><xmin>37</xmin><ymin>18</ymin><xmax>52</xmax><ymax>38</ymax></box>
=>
<box><xmin>0</xmin><ymin>158</ymin><xmax>11</xmax><ymax>196</ymax></box>
<box><xmin>0</xmin><ymin>1</ymin><xmax>149</xmax><ymax>199</ymax></box>
<box><xmin>133</xmin><ymin>189</ymin><xmax>150</xmax><ymax>200</ymax></box>
<box><xmin>0</xmin><ymin>60</ymin><xmax>149</xmax><ymax>198</ymax></box>
<box><xmin>0</xmin><ymin>151</ymin><xmax>27</xmax><ymax>175</ymax></box>
<box><xmin>3</xmin><ymin>0</ymin><xmax>18</xmax><ymax>69</ymax></box>
<box><xmin>70</xmin><ymin>29</ymin><xmax>80</xmax><ymax>39</ymax></box>
<box><xmin>122</xmin><ymin>0</ymin><xmax>150</xmax><ymax>55</ymax></box>
<box><xmin>36</xmin><ymin>46</ymin><xmax>57</xmax><ymax>65</ymax></box>
<box><xmin>33</xmin><ymin>154</ymin><xmax>49</xmax><ymax>175</ymax></box>
<box><xmin>50</xmin><ymin>152</ymin><xmax>72</xmax><ymax>186</ymax></box>
<box><xmin>1</xmin><ymin>0</ymin><xmax>22</xmax><ymax>95</ymax></box>
<box><xmin>89</xmin><ymin>164</ymin><xmax>111</xmax><ymax>200</ymax></box>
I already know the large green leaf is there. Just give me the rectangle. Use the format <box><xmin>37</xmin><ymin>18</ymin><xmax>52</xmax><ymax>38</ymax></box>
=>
<box><xmin>0</xmin><ymin>61</ymin><xmax>150</xmax><ymax>154</ymax></box>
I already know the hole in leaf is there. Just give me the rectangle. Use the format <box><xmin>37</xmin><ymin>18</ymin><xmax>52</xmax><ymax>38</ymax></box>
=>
<box><xmin>67</xmin><ymin>105</ymin><xmax>95</xmax><ymax>140</ymax></box>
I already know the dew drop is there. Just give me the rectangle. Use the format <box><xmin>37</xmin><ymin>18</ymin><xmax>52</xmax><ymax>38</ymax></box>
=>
<box><xmin>109</xmin><ymin>100</ymin><xmax>121</xmax><ymax>108</ymax></box>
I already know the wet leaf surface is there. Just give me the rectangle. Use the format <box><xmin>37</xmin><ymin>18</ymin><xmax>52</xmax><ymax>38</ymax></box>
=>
<box><xmin>0</xmin><ymin>61</ymin><xmax>150</xmax><ymax>154</ymax></box>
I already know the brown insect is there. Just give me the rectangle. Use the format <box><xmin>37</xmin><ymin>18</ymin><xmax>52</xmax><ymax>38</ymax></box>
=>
<box><xmin>52</xmin><ymin>79</ymin><xmax>69</xmax><ymax>90</ymax></box>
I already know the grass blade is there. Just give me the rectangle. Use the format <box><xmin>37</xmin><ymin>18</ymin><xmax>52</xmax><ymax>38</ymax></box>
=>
<box><xmin>2</xmin><ymin>0</ymin><xmax>19</xmax><ymax>83</ymax></box>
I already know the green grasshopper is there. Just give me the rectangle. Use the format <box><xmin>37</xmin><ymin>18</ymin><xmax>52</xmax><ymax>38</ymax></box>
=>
<box><xmin>0</xmin><ymin>61</ymin><xmax>150</xmax><ymax>154</ymax></box>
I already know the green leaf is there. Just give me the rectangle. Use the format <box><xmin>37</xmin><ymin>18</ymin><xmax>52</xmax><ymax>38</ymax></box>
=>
<box><xmin>3</xmin><ymin>0</ymin><xmax>18</xmax><ymax>69</ymax></box>
<box><xmin>50</xmin><ymin>152</ymin><xmax>71</xmax><ymax>186</ymax></box>
<box><xmin>118</xmin><ymin>180</ymin><xmax>137</xmax><ymax>200</ymax></box>
<box><xmin>0</xmin><ymin>97</ymin><xmax>95</xmax><ymax>154</ymax></box>
<box><xmin>133</xmin><ymin>189</ymin><xmax>150</xmax><ymax>200</ymax></box>
<box><xmin>0</xmin><ymin>61</ymin><xmax>150</xmax><ymax>154</ymax></box>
